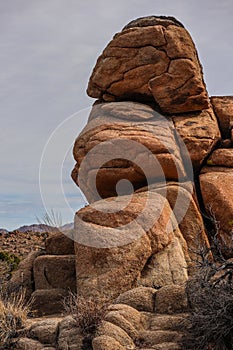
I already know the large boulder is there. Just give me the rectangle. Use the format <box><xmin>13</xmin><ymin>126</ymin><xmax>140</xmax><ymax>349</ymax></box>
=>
<box><xmin>45</xmin><ymin>231</ymin><xmax>74</xmax><ymax>255</ymax></box>
<box><xmin>31</xmin><ymin>288</ymin><xmax>67</xmax><ymax>316</ymax></box>
<box><xmin>87</xmin><ymin>16</ymin><xmax>209</xmax><ymax>114</ymax></box>
<box><xmin>200</xmin><ymin>170</ymin><xmax>233</xmax><ymax>257</ymax></box>
<box><xmin>74</xmin><ymin>191</ymin><xmax>187</xmax><ymax>300</ymax></box>
<box><xmin>172</xmin><ymin>108</ymin><xmax>220</xmax><ymax>171</ymax></box>
<box><xmin>72</xmin><ymin>101</ymin><xmax>187</xmax><ymax>202</ymax></box>
<box><xmin>33</xmin><ymin>255</ymin><xmax>76</xmax><ymax>291</ymax></box>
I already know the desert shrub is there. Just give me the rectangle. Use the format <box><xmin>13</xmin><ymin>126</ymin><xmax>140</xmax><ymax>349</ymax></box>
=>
<box><xmin>181</xmin><ymin>245</ymin><xmax>233</xmax><ymax>350</ymax></box>
<box><xmin>0</xmin><ymin>287</ymin><xmax>30</xmax><ymax>349</ymax></box>
<box><xmin>64</xmin><ymin>292</ymin><xmax>108</xmax><ymax>335</ymax></box>
<box><xmin>63</xmin><ymin>292</ymin><xmax>108</xmax><ymax>349</ymax></box>
<box><xmin>0</xmin><ymin>252</ymin><xmax>20</xmax><ymax>272</ymax></box>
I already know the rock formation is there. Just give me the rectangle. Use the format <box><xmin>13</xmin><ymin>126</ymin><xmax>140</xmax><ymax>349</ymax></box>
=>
<box><xmin>72</xmin><ymin>15</ymin><xmax>230</xmax><ymax>303</ymax></box>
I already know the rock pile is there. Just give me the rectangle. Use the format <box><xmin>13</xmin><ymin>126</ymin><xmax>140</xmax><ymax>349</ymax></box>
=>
<box><xmin>14</xmin><ymin>285</ymin><xmax>188</xmax><ymax>350</ymax></box>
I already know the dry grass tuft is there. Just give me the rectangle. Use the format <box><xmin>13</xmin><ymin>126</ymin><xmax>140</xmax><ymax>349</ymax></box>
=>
<box><xmin>0</xmin><ymin>287</ymin><xmax>30</xmax><ymax>349</ymax></box>
<box><xmin>63</xmin><ymin>292</ymin><xmax>108</xmax><ymax>337</ymax></box>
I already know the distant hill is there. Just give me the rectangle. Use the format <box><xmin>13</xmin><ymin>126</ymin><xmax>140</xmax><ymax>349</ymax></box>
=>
<box><xmin>0</xmin><ymin>223</ymin><xmax>74</xmax><ymax>234</ymax></box>
<box><xmin>0</xmin><ymin>228</ymin><xmax>8</xmax><ymax>234</ymax></box>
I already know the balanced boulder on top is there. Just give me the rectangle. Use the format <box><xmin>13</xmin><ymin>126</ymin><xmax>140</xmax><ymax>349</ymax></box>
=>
<box><xmin>87</xmin><ymin>16</ymin><xmax>209</xmax><ymax>114</ymax></box>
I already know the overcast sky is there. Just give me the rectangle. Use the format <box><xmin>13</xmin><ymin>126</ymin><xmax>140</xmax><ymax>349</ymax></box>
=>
<box><xmin>0</xmin><ymin>0</ymin><xmax>233</xmax><ymax>230</ymax></box>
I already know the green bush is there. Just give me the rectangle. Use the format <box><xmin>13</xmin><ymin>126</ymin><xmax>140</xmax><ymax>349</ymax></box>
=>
<box><xmin>0</xmin><ymin>252</ymin><xmax>20</xmax><ymax>272</ymax></box>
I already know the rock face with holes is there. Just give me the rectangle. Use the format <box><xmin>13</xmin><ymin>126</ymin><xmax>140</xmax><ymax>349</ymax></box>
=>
<box><xmin>87</xmin><ymin>16</ymin><xmax>209</xmax><ymax>114</ymax></box>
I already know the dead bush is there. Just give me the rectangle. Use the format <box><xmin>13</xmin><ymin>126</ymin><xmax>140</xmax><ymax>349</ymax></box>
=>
<box><xmin>63</xmin><ymin>292</ymin><xmax>109</xmax><ymax>349</ymax></box>
<box><xmin>181</xmin><ymin>237</ymin><xmax>233</xmax><ymax>350</ymax></box>
<box><xmin>0</xmin><ymin>287</ymin><xmax>30</xmax><ymax>349</ymax></box>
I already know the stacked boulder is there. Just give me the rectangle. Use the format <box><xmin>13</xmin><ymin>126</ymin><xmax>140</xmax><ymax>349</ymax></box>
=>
<box><xmin>71</xmin><ymin>15</ymin><xmax>224</xmax><ymax>302</ymax></box>
<box><xmin>31</xmin><ymin>231</ymin><xmax>76</xmax><ymax>316</ymax></box>
<box><xmin>8</xmin><ymin>231</ymin><xmax>76</xmax><ymax>316</ymax></box>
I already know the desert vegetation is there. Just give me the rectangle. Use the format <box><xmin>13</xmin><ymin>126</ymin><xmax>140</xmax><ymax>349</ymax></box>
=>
<box><xmin>63</xmin><ymin>292</ymin><xmax>109</xmax><ymax>349</ymax></box>
<box><xmin>0</xmin><ymin>287</ymin><xmax>30</xmax><ymax>349</ymax></box>
<box><xmin>181</xmin><ymin>215</ymin><xmax>233</xmax><ymax>350</ymax></box>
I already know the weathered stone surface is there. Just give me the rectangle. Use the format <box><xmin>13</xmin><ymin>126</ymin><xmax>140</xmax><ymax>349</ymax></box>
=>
<box><xmin>139</xmin><ymin>237</ymin><xmax>188</xmax><ymax>287</ymax></box>
<box><xmin>15</xmin><ymin>338</ymin><xmax>45</xmax><ymax>350</ymax></box>
<box><xmin>72</xmin><ymin>102</ymin><xmax>186</xmax><ymax>202</ymax></box>
<box><xmin>211</xmin><ymin>96</ymin><xmax>233</xmax><ymax>138</ymax></box>
<box><xmin>139</xmin><ymin>329</ymin><xmax>182</xmax><ymax>345</ymax></box>
<box><xmin>173</xmin><ymin>108</ymin><xmax>221</xmax><ymax>171</ymax></box>
<box><xmin>92</xmin><ymin>303</ymin><xmax>187</xmax><ymax>350</ymax></box>
<box><xmin>143</xmin><ymin>313</ymin><xmax>188</xmax><ymax>331</ymax></box>
<box><xmin>104</xmin><ymin>304</ymin><xmax>143</xmax><ymax>339</ymax></box>
<box><xmin>96</xmin><ymin>321</ymin><xmax>135</xmax><ymax>348</ymax></box>
<box><xmin>7</xmin><ymin>251</ymin><xmax>42</xmax><ymax>300</ymax></box>
<box><xmin>33</xmin><ymin>255</ymin><xmax>76</xmax><ymax>291</ymax></box>
<box><xmin>87</xmin><ymin>16</ymin><xmax>209</xmax><ymax>114</ymax></box>
<box><xmin>206</xmin><ymin>148</ymin><xmax>233</xmax><ymax>167</ymax></box>
<box><xmin>115</xmin><ymin>286</ymin><xmax>156</xmax><ymax>312</ymax></box>
<box><xmin>155</xmin><ymin>285</ymin><xmax>188</xmax><ymax>314</ymax></box>
<box><xmin>74</xmin><ymin>191</ymin><xmax>183</xmax><ymax>300</ymax></box>
<box><xmin>28</xmin><ymin>319</ymin><xmax>59</xmax><ymax>345</ymax></box>
<box><xmin>200</xmin><ymin>171</ymin><xmax>233</xmax><ymax>257</ymax></box>
<box><xmin>57</xmin><ymin>316</ymin><xmax>83</xmax><ymax>350</ymax></box>
<box><xmin>92</xmin><ymin>335</ymin><xmax>125</xmax><ymax>350</ymax></box>
<box><xmin>137</xmin><ymin>182</ymin><xmax>210</xmax><ymax>263</ymax></box>
<box><xmin>31</xmin><ymin>289</ymin><xmax>67</xmax><ymax>316</ymax></box>
<box><xmin>45</xmin><ymin>231</ymin><xmax>74</xmax><ymax>255</ymax></box>
<box><xmin>157</xmin><ymin>183</ymin><xmax>209</xmax><ymax>262</ymax></box>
